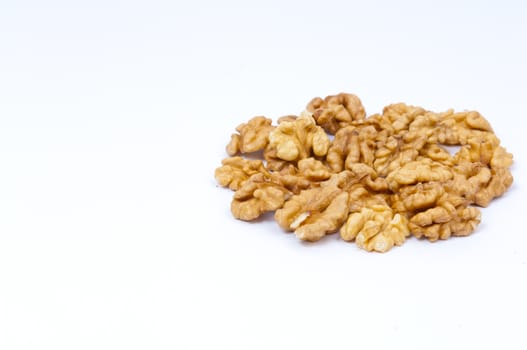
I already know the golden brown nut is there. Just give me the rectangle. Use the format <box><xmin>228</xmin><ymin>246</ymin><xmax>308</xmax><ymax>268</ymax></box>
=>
<box><xmin>386</xmin><ymin>158</ymin><xmax>453</xmax><ymax>191</ymax></box>
<box><xmin>266</xmin><ymin>160</ymin><xmax>331</xmax><ymax>196</ymax></box>
<box><xmin>226</xmin><ymin>116</ymin><xmax>275</xmax><ymax>155</ymax></box>
<box><xmin>267</xmin><ymin>112</ymin><xmax>330</xmax><ymax>162</ymax></box>
<box><xmin>419</xmin><ymin>143</ymin><xmax>453</xmax><ymax>165</ymax></box>
<box><xmin>277</xmin><ymin>115</ymin><xmax>297</xmax><ymax>124</ymax></box>
<box><xmin>391</xmin><ymin>182</ymin><xmax>446</xmax><ymax>213</ymax></box>
<box><xmin>373</xmin><ymin>108</ymin><xmax>443</xmax><ymax>175</ymax></box>
<box><xmin>437</xmin><ymin>110</ymin><xmax>494</xmax><ymax>145</ymax></box>
<box><xmin>268</xmin><ymin>164</ymin><xmax>312</xmax><ymax>194</ymax></box>
<box><xmin>446</xmin><ymin>163</ymin><xmax>491</xmax><ymax>205</ymax></box>
<box><xmin>340</xmin><ymin>205</ymin><xmax>410</xmax><ymax>253</ymax></box>
<box><xmin>405</xmin><ymin>111</ymin><xmax>442</xmax><ymax>144</ymax></box>
<box><xmin>354</xmin><ymin>125</ymin><xmax>377</xmax><ymax>167</ymax></box>
<box><xmin>490</xmin><ymin>145</ymin><xmax>514</xmax><ymax>169</ymax></box>
<box><xmin>453</xmin><ymin>137</ymin><xmax>497</xmax><ymax>165</ymax></box>
<box><xmin>473</xmin><ymin>168</ymin><xmax>513</xmax><ymax>207</ymax></box>
<box><xmin>231</xmin><ymin>173</ymin><xmax>290</xmax><ymax>221</ymax></box>
<box><xmin>263</xmin><ymin>144</ymin><xmax>288</xmax><ymax>171</ymax></box>
<box><xmin>382</xmin><ymin>103</ymin><xmax>427</xmax><ymax>135</ymax></box>
<box><xmin>373</xmin><ymin>134</ymin><xmax>425</xmax><ymax>177</ymax></box>
<box><xmin>293</xmin><ymin>192</ymin><xmax>350</xmax><ymax>242</ymax></box>
<box><xmin>306</xmin><ymin>93</ymin><xmax>366</xmax><ymax>134</ymax></box>
<box><xmin>345</xmin><ymin>183</ymin><xmax>389</xmax><ymax>213</ymax></box>
<box><xmin>297</xmin><ymin>158</ymin><xmax>333</xmax><ymax>181</ymax></box>
<box><xmin>326</xmin><ymin>126</ymin><xmax>358</xmax><ymax>172</ymax></box>
<box><xmin>347</xmin><ymin>163</ymin><xmax>388</xmax><ymax>192</ymax></box>
<box><xmin>409</xmin><ymin>201</ymin><xmax>481</xmax><ymax>241</ymax></box>
<box><xmin>447</xmin><ymin>137</ymin><xmax>513</xmax><ymax>207</ymax></box>
<box><xmin>326</xmin><ymin>125</ymin><xmax>379</xmax><ymax>172</ymax></box>
<box><xmin>275</xmin><ymin>172</ymin><xmax>352</xmax><ymax>242</ymax></box>
<box><xmin>215</xmin><ymin>157</ymin><xmax>269</xmax><ymax>191</ymax></box>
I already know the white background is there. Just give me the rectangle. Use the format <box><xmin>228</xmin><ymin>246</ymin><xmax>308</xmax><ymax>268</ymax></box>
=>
<box><xmin>1</xmin><ymin>1</ymin><xmax>526</xmax><ymax>349</ymax></box>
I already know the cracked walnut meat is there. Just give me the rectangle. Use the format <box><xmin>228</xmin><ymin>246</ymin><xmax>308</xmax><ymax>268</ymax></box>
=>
<box><xmin>215</xmin><ymin>93</ymin><xmax>514</xmax><ymax>252</ymax></box>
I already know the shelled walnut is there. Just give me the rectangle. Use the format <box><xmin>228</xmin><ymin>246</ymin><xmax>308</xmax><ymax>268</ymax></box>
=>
<box><xmin>231</xmin><ymin>173</ymin><xmax>291</xmax><ymax>221</ymax></box>
<box><xmin>341</xmin><ymin>205</ymin><xmax>410</xmax><ymax>253</ymax></box>
<box><xmin>215</xmin><ymin>92</ymin><xmax>514</xmax><ymax>252</ymax></box>
<box><xmin>226</xmin><ymin>116</ymin><xmax>274</xmax><ymax>155</ymax></box>
<box><xmin>306</xmin><ymin>93</ymin><xmax>366</xmax><ymax>134</ymax></box>
<box><xmin>267</xmin><ymin>112</ymin><xmax>330</xmax><ymax>162</ymax></box>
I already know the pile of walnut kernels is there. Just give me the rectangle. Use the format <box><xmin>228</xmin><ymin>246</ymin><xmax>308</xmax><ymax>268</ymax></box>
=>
<box><xmin>214</xmin><ymin>93</ymin><xmax>514</xmax><ymax>252</ymax></box>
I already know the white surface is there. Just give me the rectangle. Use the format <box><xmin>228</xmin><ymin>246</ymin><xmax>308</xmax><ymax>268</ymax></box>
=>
<box><xmin>1</xmin><ymin>1</ymin><xmax>526</xmax><ymax>349</ymax></box>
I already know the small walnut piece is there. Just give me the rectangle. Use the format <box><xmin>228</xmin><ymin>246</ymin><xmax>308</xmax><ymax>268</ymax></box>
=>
<box><xmin>381</xmin><ymin>103</ymin><xmax>427</xmax><ymax>135</ymax></box>
<box><xmin>268</xmin><ymin>164</ymin><xmax>312</xmax><ymax>194</ymax></box>
<box><xmin>297</xmin><ymin>157</ymin><xmax>332</xmax><ymax>181</ymax></box>
<box><xmin>294</xmin><ymin>191</ymin><xmax>350</xmax><ymax>242</ymax></box>
<box><xmin>386</xmin><ymin>158</ymin><xmax>453</xmax><ymax>191</ymax></box>
<box><xmin>275</xmin><ymin>172</ymin><xmax>352</xmax><ymax>242</ymax></box>
<box><xmin>409</xmin><ymin>202</ymin><xmax>481</xmax><ymax>241</ymax></box>
<box><xmin>231</xmin><ymin>173</ymin><xmax>290</xmax><ymax>221</ymax></box>
<box><xmin>437</xmin><ymin>110</ymin><xmax>494</xmax><ymax>145</ymax></box>
<box><xmin>447</xmin><ymin>135</ymin><xmax>514</xmax><ymax>207</ymax></box>
<box><xmin>215</xmin><ymin>92</ymin><xmax>514</xmax><ymax>252</ymax></box>
<box><xmin>226</xmin><ymin>116</ymin><xmax>274</xmax><ymax>155</ymax></box>
<box><xmin>215</xmin><ymin>157</ymin><xmax>268</xmax><ymax>191</ymax></box>
<box><xmin>473</xmin><ymin>168</ymin><xmax>513</xmax><ymax>207</ymax></box>
<box><xmin>391</xmin><ymin>182</ymin><xmax>445</xmax><ymax>213</ymax></box>
<box><xmin>268</xmin><ymin>113</ymin><xmax>330</xmax><ymax>162</ymax></box>
<box><xmin>326</xmin><ymin>125</ymin><xmax>378</xmax><ymax>172</ymax></box>
<box><xmin>341</xmin><ymin>205</ymin><xmax>410</xmax><ymax>253</ymax></box>
<box><xmin>307</xmin><ymin>93</ymin><xmax>366</xmax><ymax>134</ymax></box>
<box><xmin>326</xmin><ymin>126</ymin><xmax>358</xmax><ymax>172</ymax></box>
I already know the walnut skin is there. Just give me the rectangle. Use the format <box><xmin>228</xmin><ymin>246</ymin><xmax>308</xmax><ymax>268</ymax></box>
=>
<box><xmin>341</xmin><ymin>205</ymin><xmax>410</xmax><ymax>253</ymax></box>
<box><xmin>275</xmin><ymin>172</ymin><xmax>352</xmax><ymax>242</ymax></box>
<box><xmin>215</xmin><ymin>92</ymin><xmax>514</xmax><ymax>252</ymax></box>
<box><xmin>408</xmin><ymin>201</ymin><xmax>481</xmax><ymax>241</ymax></box>
<box><xmin>267</xmin><ymin>112</ymin><xmax>330</xmax><ymax>162</ymax></box>
<box><xmin>231</xmin><ymin>173</ymin><xmax>290</xmax><ymax>221</ymax></box>
<box><xmin>306</xmin><ymin>93</ymin><xmax>366</xmax><ymax>134</ymax></box>
<box><xmin>297</xmin><ymin>158</ymin><xmax>333</xmax><ymax>181</ymax></box>
<box><xmin>386</xmin><ymin>158</ymin><xmax>453</xmax><ymax>191</ymax></box>
<box><xmin>326</xmin><ymin>126</ymin><xmax>358</xmax><ymax>172</ymax></box>
<box><xmin>268</xmin><ymin>164</ymin><xmax>312</xmax><ymax>195</ymax></box>
<box><xmin>391</xmin><ymin>182</ymin><xmax>446</xmax><ymax>213</ymax></box>
<box><xmin>215</xmin><ymin>157</ymin><xmax>268</xmax><ymax>191</ymax></box>
<box><xmin>381</xmin><ymin>103</ymin><xmax>427</xmax><ymax>135</ymax></box>
<box><xmin>436</xmin><ymin>110</ymin><xmax>494</xmax><ymax>145</ymax></box>
<box><xmin>326</xmin><ymin>125</ymin><xmax>377</xmax><ymax>172</ymax></box>
<box><xmin>226</xmin><ymin>116</ymin><xmax>274</xmax><ymax>156</ymax></box>
<box><xmin>448</xmin><ymin>136</ymin><xmax>514</xmax><ymax>206</ymax></box>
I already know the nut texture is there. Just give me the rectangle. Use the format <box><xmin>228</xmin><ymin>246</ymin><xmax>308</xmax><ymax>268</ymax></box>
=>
<box><xmin>231</xmin><ymin>173</ymin><xmax>290</xmax><ymax>221</ymax></box>
<box><xmin>267</xmin><ymin>112</ymin><xmax>330</xmax><ymax>162</ymax></box>
<box><xmin>341</xmin><ymin>205</ymin><xmax>410</xmax><ymax>253</ymax></box>
<box><xmin>215</xmin><ymin>92</ymin><xmax>514</xmax><ymax>252</ymax></box>
<box><xmin>215</xmin><ymin>157</ymin><xmax>268</xmax><ymax>191</ymax></box>
<box><xmin>275</xmin><ymin>172</ymin><xmax>352</xmax><ymax>242</ymax></box>
<box><xmin>226</xmin><ymin>116</ymin><xmax>274</xmax><ymax>155</ymax></box>
<box><xmin>307</xmin><ymin>93</ymin><xmax>366</xmax><ymax>134</ymax></box>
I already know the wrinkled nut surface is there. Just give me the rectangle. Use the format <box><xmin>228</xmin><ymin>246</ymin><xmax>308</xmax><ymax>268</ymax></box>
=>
<box><xmin>215</xmin><ymin>156</ymin><xmax>269</xmax><ymax>191</ymax></box>
<box><xmin>215</xmin><ymin>92</ymin><xmax>514</xmax><ymax>252</ymax></box>
<box><xmin>386</xmin><ymin>158</ymin><xmax>453</xmax><ymax>191</ymax></box>
<box><xmin>341</xmin><ymin>205</ymin><xmax>410</xmax><ymax>253</ymax></box>
<box><xmin>231</xmin><ymin>173</ymin><xmax>290</xmax><ymax>221</ymax></box>
<box><xmin>307</xmin><ymin>93</ymin><xmax>366</xmax><ymax>134</ymax></box>
<box><xmin>268</xmin><ymin>112</ymin><xmax>330</xmax><ymax>162</ymax></box>
<box><xmin>226</xmin><ymin>116</ymin><xmax>274</xmax><ymax>155</ymax></box>
<box><xmin>275</xmin><ymin>172</ymin><xmax>352</xmax><ymax>242</ymax></box>
<box><xmin>408</xmin><ymin>202</ymin><xmax>481</xmax><ymax>241</ymax></box>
